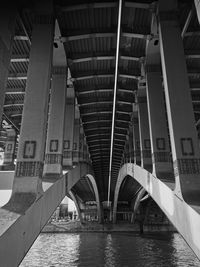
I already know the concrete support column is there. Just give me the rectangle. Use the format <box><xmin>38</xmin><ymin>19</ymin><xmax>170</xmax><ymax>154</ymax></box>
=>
<box><xmin>43</xmin><ymin>67</ymin><xmax>67</xmax><ymax>177</ymax></box>
<box><xmin>79</xmin><ymin>125</ymin><xmax>84</xmax><ymax>163</ymax></box>
<box><xmin>0</xmin><ymin>3</ymin><xmax>16</xmax><ymax>123</ymax></box>
<box><xmin>132</xmin><ymin>116</ymin><xmax>141</xmax><ymax>165</ymax></box>
<box><xmin>128</xmin><ymin>125</ymin><xmax>134</xmax><ymax>163</ymax></box>
<box><xmin>158</xmin><ymin>0</ymin><xmax>200</xmax><ymax>203</ymax></box>
<box><xmin>13</xmin><ymin>3</ymin><xmax>54</xmax><ymax>196</ymax></box>
<box><xmin>83</xmin><ymin>138</ymin><xmax>88</xmax><ymax>163</ymax></box>
<box><xmin>137</xmin><ymin>92</ymin><xmax>152</xmax><ymax>171</ymax></box>
<box><xmin>146</xmin><ymin>17</ymin><xmax>174</xmax><ymax>182</ymax></box>
<box><xmin>3</xmin><ymin>128</ymin><xmax>16</xmax><ymax>169</ymax></box>
<box><xmin>123</xmin><ymin>138</ymin><xmax>129</xmax><ymax>164</ymax></box>
<box><xmin>73</xmin><ymin>106</ymin><xmax>80</xmax><ymax>165</ymax></box>
<box><xmin>63</xmin><ymin>80</ymin><xmax>75</xmax><ymax>169</ymax></box>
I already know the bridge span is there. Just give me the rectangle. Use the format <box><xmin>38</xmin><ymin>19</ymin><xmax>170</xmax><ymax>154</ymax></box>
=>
<box><xmin>0</xmin><ymin>0</ymin><xmax>200</xmax><ymax>266</ymax></box>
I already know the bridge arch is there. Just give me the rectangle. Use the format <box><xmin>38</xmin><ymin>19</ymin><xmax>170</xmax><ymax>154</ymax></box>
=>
<box><xmin>113</xmin><ymin>163</ymin><xmax>200</xmax><ymax>259</ymax></box>
<box><xmin>86</xmin><ymin>174</ymin><xmax>102</xmax><ymax>223</ymax></box>
<box><xmin>69</xmin><ymin>190</ymin><xmax>83</xmax><ymax>223</ymax></box>
<box><xmin>67</xmin><ymin>164</ymin><xmax>102</xmax><ymax>223</ymax></box>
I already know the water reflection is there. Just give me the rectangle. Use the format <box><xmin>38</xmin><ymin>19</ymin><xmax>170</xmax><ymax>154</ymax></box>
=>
<box><xmin>20</xmin><ymin>233</ymin><xmax>200</xmax><ymax>267</ymax></box>
<box><xmin>104</xmin><ymin>234</ymin><xmax>118</xmax><ymax>267</ymax></box>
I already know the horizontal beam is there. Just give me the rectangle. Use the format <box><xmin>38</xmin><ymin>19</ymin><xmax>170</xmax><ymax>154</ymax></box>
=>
<box><xmin>78</xmin><ymin>88</ymin><xmax>134</xmax><ymax>95</ymax></box>
<box><xmin>124</xmin><ymin>1</ymin><xmax>151</xmax><ymax>9</ymax></box>
<box><xmin>184</xmin><ymin>31</ymin><xmax>200</xmax><ymax>37</ymax></box>
<box><xmin>69</xmin><ymin>54</ymin><xmax>141</xmax><ymax>64</ymax></box>
<box><xmin>79</xmin><ymin>100</ymin><xmax>132</xmax><ymax>107</ymax></box>
<box><xmin>5</xmin><ymin>87</ymin><xmax>25</xmax><ymax>94</ymax></box>
<box><xmin>81</xmin><ymin>111</ymin><xmax>112</xmax><ymax>117</ymax></box>
<box><xmin>4</xmin><ymin>103</ymin><xmax>23</xmax><ymax>108</ymax></box>
<box><xmin>61</xmin><ymin>31</ymin><xmax>115</xmax><ymax>42</ymax></box>
<box><xmin>61</xmin><ymin>2</ymin><xmax>117</xmax><ymax>12</ymax></box>
<box><xmin>73</xmin><ymin>72</ymin><xmax>139</xmax><ymax>81</ymax></box>
<box><xmin>186</xmin><ymin>54</ymin><xmax>200</xmax><ymax>59</ymax></box>
<box><xmin>62</xmin><ymin>30</ymin><xmax>148</xmax><ymax>42</ymax></box>
<box><xmin>14</xmin><ymin>35</ymin><xmax>29</xmax><ymax>41</ymax></box>
<box><xmin>122</xmin><ymin>32</ymin><xmax>149</xmax><ymax>39</ymax></box>
<box><xmin>70</xmin><ymin>55</ymin><xmax>115</xmax><ymax>63</ymax></box>
<box><xmin>83</xmin><ymin>119</ymin><xmax>111</xmax><ymax>125</ymax></box>
<box><xmin>73</xmin><ymin>73</ymin><xmax>114</xmax><ymax>81</ymax></box>
<box><xmin>8</xmin><ymin>73</ymin><xmax>27</xmax><ymax>80</ymax></box>
<box><xmin>10</xmin><ymin>113</ymin><xmax>22</xmax><ymax>117</ymax></box>
<box><xmin>10</xmin><ymin>54</ymin><xmax>29</xmax><ymax>63</ymax></box>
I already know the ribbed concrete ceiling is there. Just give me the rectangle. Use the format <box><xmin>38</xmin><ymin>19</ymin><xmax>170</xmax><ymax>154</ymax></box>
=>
<box><xmin>3</xmin><ymin>0</ymin><xmax>200</xmax><ymax>203</ymax></box>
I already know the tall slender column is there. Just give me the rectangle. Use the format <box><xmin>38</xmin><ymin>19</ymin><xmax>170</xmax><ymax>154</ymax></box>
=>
<box><xmin>3</xmin><ymin>128</ymin><xmax>16</xmax><ymax>169</ymax></box>
<box><xmin>79</xmin><ymin>125</ymin><xmax>84</xmax><ymax>163</ymax></box>
<box><xmin>137</xmin><ymin>85</ymin><xmax>152</xmax><ymax>171</ymax></box>
<box><xmin>83</xmin><ymin>137</ymin><xmax>88</xmax><ymax>163</ymax></box>
<box><xmin>128</xmin><ymin>124</ymin><xmax>134</xmax><ymax>163</ymax></box>
<box><xmin>0</xmin><ymin>3</ymin><xmax>16</xmax><ymax>122</ymax></box>
<box><xmin>43</xmin><ymin>67</ymin><xmax>66</xmax><ymax>177</ymax></box>
<box><xmin>73</xmin><ymin>106</ymin><xmax>80</xmax><ymax>165</ymax></box>
<box><xmin>158</xmin><ymin>0</ymin><xmax>200</xmax><ymax>203</ymax></box>
<box><xmin>146</xmin><ymin>15</ymin><xmax>173</xmax><ymax>182</ymax></box>
<box><xmin>124</xmin><ymin>138</ymin><xmax>130</xmax><ymax>163</ymax></box>
<box><xmin>132</xmin><ymin>105</ymin><xmax>141</xmax><ymax>165</ymax></box>
<box><xmin>63</xmin><ymin>79</ymin><xmax>75</xmax><ymax>169</ymax></box>
<box><xmin>12</xmin><ymin>2</ymin><xmax>54</xmax><ymax>196</ymax></box>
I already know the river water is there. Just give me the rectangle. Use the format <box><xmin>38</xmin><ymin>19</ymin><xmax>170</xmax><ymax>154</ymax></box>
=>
<box><xmin>20</xmin><ymin>232</ymin><xmax>199</xmax><ymax>267</ymax></box>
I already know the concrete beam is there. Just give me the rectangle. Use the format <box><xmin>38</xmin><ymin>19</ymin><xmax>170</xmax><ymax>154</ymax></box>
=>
<box><xmin>14</xmin><ymin>35</ymin><xmax>29</xmax><ymax>41</ymax></box>
<box><xmin>10</xmin><ymin>54</ymin><xmax>29</xmax><ymax>63</ymax></box>
<box><xmin>124</xmin><ymin>1</ymin><xmax>151</xmax><ymax>9</ymax></box>
<box><xmin>7</xmin><ymin>73</ymin><xmax>27</xmax><ymax>80</ymax></box>
<box><xmin>61</xmin><ymin>2</ymin><xmax>117</xmax><ymax>12</ymax></box>
<box><xmin>6</xmin><ymin>88</ymin><xmax>25</xmax><ymax>94</ymax></box>
<box><xmin>0</xmin><ymin>174</ymin><xmax>66</xmax><ymax>267</ymax></box>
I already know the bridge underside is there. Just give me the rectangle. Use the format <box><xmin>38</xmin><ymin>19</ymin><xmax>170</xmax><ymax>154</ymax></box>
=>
<box><xmin>1</xmin><ymin>0</ymin><xmax>200</xmax><ymax>266</ymax></box>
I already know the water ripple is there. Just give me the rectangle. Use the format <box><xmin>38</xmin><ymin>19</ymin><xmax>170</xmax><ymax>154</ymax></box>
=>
<box><xmin>20</xmin><ymin>232</ymin><xmax>200</xmax><ymax>267</ymax></box>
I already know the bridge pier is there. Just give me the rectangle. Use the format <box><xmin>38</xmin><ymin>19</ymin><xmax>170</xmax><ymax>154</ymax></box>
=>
<box><xmin>137</xmin><ymin>89</ymin><xmax>152</xmax><ymax>172</ymax></box>
<box><xmin>158</xmin><ymin>0</ymin><xmax>200</xmax><ymax>204</ymax></box>
<box><xmin>63</xmin><ymin>74</ymin><xmax>75</xmax><ymax>169</ymax></box>
<box><xmin>73</xmin><ymin>107</ymin><xmax>80</xmax><ymax>165</ymax></box>
<box><xmin>146</xmin><ymin>15</ymin><xmax>174</xmax><ymax>183</ymax></box>
<box><xmin>2</xmin><ymin>128</ymin><xmax>16</xmax><ymax>170</ymax></box>
<box><xmin>132</xmin><ymin>116</ymin><xmax>141</xmax><ymax>165</ymax></box>
<box><xmin>43</xmin><ymin>67</ymin><xmax>67</xmax><ymax>177</ymax></box>
<box><xmin>0</xmin><ymin>3</ymin><xmax>68</xmax><ymax>265</ymax></box>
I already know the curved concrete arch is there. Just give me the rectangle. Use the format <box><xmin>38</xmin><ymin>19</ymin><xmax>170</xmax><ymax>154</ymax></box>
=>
<box><xmin>131</xmin><ymin>187</ymin><xmax>147</xmax><ymax>223</ymax></box>
<box><xmin>67</xmin><ymin>163</ymin><xmax>102</xmax><ymax>223</ymax></box>
<box><xmin>114</xmin><ymin>163</ymin><xmax>200</xmax><ymax>259</ymax></box>
<box><xmin>69</xmin><ymin>190</ymin><xmax>83</xmax><ymax>223</ymax></box>
<box><xmin>87</xmin><ymin>174</ymin><xmax>102</xmax><ymax>223</ymax></box>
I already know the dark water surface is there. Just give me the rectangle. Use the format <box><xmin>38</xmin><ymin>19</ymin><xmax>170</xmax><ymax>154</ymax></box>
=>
<box><xmin>20</xmin><ymin>232</ymin><xmax>200</xmax><ymax>267</ymax></box>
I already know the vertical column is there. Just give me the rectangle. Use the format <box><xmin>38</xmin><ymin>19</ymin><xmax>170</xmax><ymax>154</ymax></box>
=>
<box><xmin>124</xmin><ymin>137</ymin><xmax>130</xmax><ymax>163</ymax></box>
<box><xmin>73</xmin><ymin>106</ymin><xmax>80</xmax><ymax>165</ymax></box>
<box><xmin>3</xmin><ymin>128</ymin><xmax>16</xmax><ymax>169</ymax></box>
<box><xmin>83</xmin><ymin>137</ymin><xmax>88</xmax><ymax>163</ymax></box>
<box><xmin>79</xmin><ymin>125</ymin><xmax>84</xmax><ymax>163</ymax></box>
<box><xmin>43</xmin><ymin>67</ymin><xmax>67</xmax><ymax>177</ymax></box>
<box><xmin>132</xmin><ymin>105</ymin><xmax>141</xmax><ymax>165</ymax></box>
<box><xmin>158</xmin><ymin>0</ymin><xmax>200</xmax><ymax>203</ymax></box>
<box><xmin>0</xmin><ymin>3</ymin><xmax>16</xmax><ymax>123</ymax></box>
<box><xmin>13</xmin><ymin>2</ymin><xmax>54</xmax><ymax>196</ymax></box>
<box><xmin>137</xmin><ymin>84</ymin><xmax>152</xmax><ymax>171</ymax></box>
<box><xmin>128</xmin><ymin>124</ymin><xmax>134</xmax><ymax>163</ymax></box>
<box><xmin>63</xmin><ymin>78</ymin><xmax>75</xmax><ymax>170</ymax></box>
<box><xmin>146</xmin><ymin>15</ymin><xmax>173</xmax><ymax>182</ymax></box>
